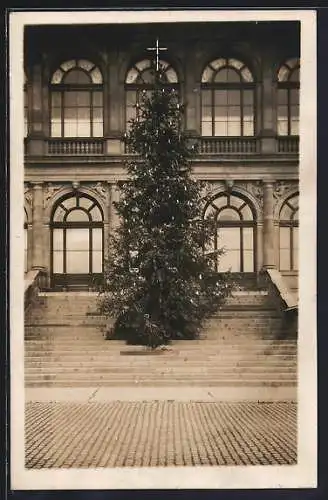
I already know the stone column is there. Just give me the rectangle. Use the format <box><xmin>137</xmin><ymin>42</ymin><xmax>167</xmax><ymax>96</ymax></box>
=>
<box><xmin>262</xmin><ymin>181</ymin><xmax>276</xmax><ymax>269</ymax></box>
<box><xmin>31</xmin><ymin>182</ymin><xmax>45</xmax><ymax>269</ymax></box>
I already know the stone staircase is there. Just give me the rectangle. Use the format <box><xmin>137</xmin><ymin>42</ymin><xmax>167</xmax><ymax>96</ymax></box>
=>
<box><xmin>24</xmin><ymin>291</ymin><xmax>297</xmax><ymax>388</ymax></box>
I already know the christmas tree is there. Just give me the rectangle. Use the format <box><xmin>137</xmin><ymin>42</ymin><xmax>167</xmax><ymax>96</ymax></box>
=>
<box><xmin>98</xmin><ymin>61</ymin><xmax>233</xmax><ymax>348</ymax></box>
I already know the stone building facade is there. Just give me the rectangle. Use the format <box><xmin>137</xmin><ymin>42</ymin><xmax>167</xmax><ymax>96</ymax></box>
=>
<box><xmin>23</xmin><ymin>21</ymin><xmax>299</xmax><ymax>292</ymax></box>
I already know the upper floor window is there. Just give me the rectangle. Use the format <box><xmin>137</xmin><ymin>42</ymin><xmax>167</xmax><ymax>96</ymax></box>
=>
<box><xmin>277</xmin><ymin>58</ymin><xmax>300</xmax><ymax>136</ymax></box>
<box><xmin>125</xmin><ymin>59</ymin><xmax>179</xmax><ymax>129</ymax></box>
<box><xmin>201</xmin><ymin>58</ymin><xmax>255</xmax><ymax>137</ymax></box>
<box><xmin>50</xmin><ymin>59</ymin><xmax>103</xmax><ymax>138</ymax></box>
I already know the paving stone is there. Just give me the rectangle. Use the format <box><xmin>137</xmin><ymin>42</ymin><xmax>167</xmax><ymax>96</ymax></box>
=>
<box><xmin>25</xmin><ymin>400</ymin><xmax>297</xmax><ymax>468</ymax></box>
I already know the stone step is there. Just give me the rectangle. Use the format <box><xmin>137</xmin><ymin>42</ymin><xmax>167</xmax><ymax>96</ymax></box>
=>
<box><xmin>25</xmin><ymin>371</ymin><xmax>297</xmax><ymax>382</ymax></box>
<box><xmin>25</xmin><ymin>366</ymin><xmax>297</xmax><ymax>376</ymax></box>
<box><xmin>25</xmin><ymin>352</ymin><xmax>297</xmax><ymax>362</ymax></box>
<box><xmin>24</xmin><ymin>379</ymin><xmax>297</xmax><ymax>388</ymax></box>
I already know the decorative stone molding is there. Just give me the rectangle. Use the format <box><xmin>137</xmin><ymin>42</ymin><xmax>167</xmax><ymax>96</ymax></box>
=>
<box><xmin>200</xmin><ymin>181</ymin><xmax>225</xmax><ymax>201</ymax></box>
<box><xmin>43</xmin><ymin>183</ymin><xmax>62</xmax><ymax>209</ymax></box>
<box><xmin>24</xmin><ymin>185</ymin><xmax>33</xmax><ymax>207</ymax></box>
<box><xmin>236</xmin><ymin>181</ymin><xmax>264</xmax><ymax>208</ymax></box>
<box><xmin>91</xmin><ymin>182</ymin><xmax>109</xmax><ymax>201</ymax></box>
<box><xmin>273</xmin><ymin>181</ymin><xmax>298</xmax><ymax>200</ymax></box>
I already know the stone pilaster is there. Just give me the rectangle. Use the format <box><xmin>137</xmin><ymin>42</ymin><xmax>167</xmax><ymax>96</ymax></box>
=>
<box><xmin>259</xmin><ymin>52</ymin><xmax>277</xmax><ymax>154</ymax></box>
<box><xmin>108</xmin><ymin>182</ymin><xmax>121</xmax><ymax>233</ymax></box>
<box><xmin>262</xmin><ymin>181</ymin><xmax>276</xmax><ymax>269</ymax></box>
<box><xmin>31</xmin><ymin>182</ymin><xmax>45</xmax><ymax>269</ymax></box>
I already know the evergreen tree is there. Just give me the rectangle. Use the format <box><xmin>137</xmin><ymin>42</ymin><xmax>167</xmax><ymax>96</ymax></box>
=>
<box><xmin>98</xmin><ymin>63</ymin><xmax>233</xmax><ymax>348</ymax></box>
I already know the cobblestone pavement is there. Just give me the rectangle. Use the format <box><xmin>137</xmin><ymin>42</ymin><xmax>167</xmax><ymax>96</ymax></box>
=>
<box><xmin>25</xmin><ymin>401</ymin><xmax>297</xmax><ymax>468</ymax></box>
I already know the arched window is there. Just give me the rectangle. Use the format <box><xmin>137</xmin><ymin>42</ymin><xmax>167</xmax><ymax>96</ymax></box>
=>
<box><xmin>24</xmin><ymin>208</ymin><xmax>28</xmax><ymax>272</ymax></box>
<box><xmin>279</xmin><ymin>194</ymin><xmax>298</xmax><ymax>271</ymax></box>
<box><xmin>51</xmin><ymin>193</ymin><xmax>103</xmax><ymax>286</ymax></box>
<box><xmin>201</xmin><ymin>58</ymin><xmax>255</xmax><ymax>137</ymax></box>
<box><xmin>277</xmin><ymin>58</ymin><xmax>300</xmax><ymax>136</ymax></box>
<box><xmin>24</xmin><ymin>72</ymin><xmax>28</xmax><ymax>138</ymax></box>
<box><xmin>50</xmin><ymin>59</ymin><xmax>103</xmax><ymax>138</ymax></box>
<box><xmin>125</xmin><ymin>59</ymin><xmax>179</xmax><ymax>129</ymax></box>
<box><xmin>204</xmin><ymin>192</ymin><xmax>256</xmax><ymax>272</ymax></box>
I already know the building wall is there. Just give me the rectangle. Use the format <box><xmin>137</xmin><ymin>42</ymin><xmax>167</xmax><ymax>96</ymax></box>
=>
<box><xmin>23</xmin><ymin>22</ymin><xmax>300</xmax><ymax>288</ymax></box>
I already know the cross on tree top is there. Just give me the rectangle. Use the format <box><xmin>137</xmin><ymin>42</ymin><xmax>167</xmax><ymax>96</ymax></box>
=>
<box><xmin>147</xmin><ymin>38</ymin><xmax>167</xmax><ymax>71</ymax></box>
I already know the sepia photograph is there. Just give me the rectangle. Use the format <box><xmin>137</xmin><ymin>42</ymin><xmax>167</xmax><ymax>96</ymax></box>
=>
<box><xmin>9</xmin><ymin>9</ymin><xmax>317</xmax><ymax>490</ymax></box>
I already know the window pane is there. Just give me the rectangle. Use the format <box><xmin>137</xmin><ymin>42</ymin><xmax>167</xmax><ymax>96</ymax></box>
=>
<box><xmin>78</xmin><ymin>197</ymin><xmax>93</xmax><ymax>210</ymax></box>
<box><xmin>243</xmin><ymin>227</ymin><xmax>254</xmax><ymax>249</ymax></box>
<box><xmin>77</xmin><ymin>121</ymin><xmax>91</xmax><ymax>137</ymax></box>
<box><xmin>215</xmin><ymin>90</ymin><xmax>227</xmax><ymax>105</ymax></box>
<box><xmin>214</xmin><ymin>121</ymin><xmax>227</xmax><ymax>136</ymax></box>
<box><xmin>291</xmin><ymin>105</ymin><xmax>299</xmax><ymax>119</ymax></box>
<box><xmin>215</xmin><ymin>106</ymin><xmax>228</xmax><ymax>120</ymax></box>
<box><xmin>227</xmin><ymin>90</ymin><xmax>240</xmax><ymax>105</ymax></box>
<box><xmin>53</xmin><ymin>229</ymin><xmax>64</xmax><ymax>250</ymax></box>
<box><xmin>126</xmin><ymin>91</ymin><xmax>137</xmax><ymax>106</ymax></box>
<box><xmin>66</xmin><ymin>209</ymin><xmax>89</xmax><ymax>222</ymax></box>
<box><xmin>53</xmin><ymin>206</ymin><xmax>66</xmax><ymax>222</ymax></box>
<box><xmin>277</xmin><ymin>120</ymin><xmax>288</xmax><ymax>136</ymax></box>
<box><xmin>165</xmin><ymin>67</ymin><xmax>178</xmax><ymax>83</ymax></box>
<box><xmin>202</xmin><ymin>108</ymin><xmax>212</xmax><ymax>122</ymax></box>
<box><xmin>243</xmin><ymin>105</ymin><xmax>254</xmax><ymax>121</ymax></box>
<box><xmin>243</xmin><ymin>250</ymin><xmax>254</xmax><ymax>272</ymax></box>
<box><xmin>218</xmin><ymin>208</ymin><xmax>240</xmax><ymax>221</ymax></box>
<box><xmin>212</xmin><ymin>196</ymin><xmax>228</xmax><ymax>210</ymax></box>
<box><xmin>93</xmin><ymin>121</ymin><xmax>103</xmax><ymax>137</ymax></box>
<box><xmin>280</xmin><ymin>204</ymin><xmax>293</xmax><ymax>220</ymax></box>
<box><xmin>90</xmin><ymin>67</ymin><xmax>103</xmax><ymax>84</ymax></box>
<box><xmin>243</xmin><ymin>91</ymin><xmax>254</xmax><ymax>106</ymax></box>
<box><xmin>53</xmin><ymin>251</ymin><xmax>64</xmax><ymax>273</ymax></box>
<box><xmin>66</xmin><ymin>228</ymin><xmax>89</xmax><ymax>250</ymax></box>
<box><xmin>280</xmin><ymin>226</ymin><xmax>291</xmax><ymax>249</ymax></box>
<box><xmin>62</xmin><ymin>197</ymin><xmax>77</xmax><ymax>211</ymax></box>
<box><xmin>229</xmin><ymin>196</ymin><xmax>244</xmax><ymax>209</ymax></box>
<box><xmin>51</xmin><ymin>107</ymin><xmax>61</xmax><ymax>119</ymax></box>
<box><xmin>227</xmin><ymin>106</ymin><xmax>240</xmax><ymax>120</ymax></box>
<box><xmin>92</xmin><ymin>228</ymin><xmax>103</xmax><ymax>250</ymax></box>
<box><xmin>77</xmin><ymin>107</ymin><xmax>90</xmax><ymax>120</ymax></box>
<box><xmin>293</xmin><ymin>226</ymin><xmax>298</xmax><ymax>250</ymax></box>
<box><xmin>290</xmin><ymin>119</ymin><xmax>299</xmax><ymax>135</ymax></box>
<box><xmin>280</xmin><ymin>248</ymin><xmax>291</xmax><ymax>271</ymax></box>
<box><xmin>64</xmin><ymin>92</ymin><xmax>78</xmax><ymax>106</ymax></box>
<box><xmin>93</xmin><ymin>92</ymin><xmax>103</xmax><ymax>106</ymax></box>
<box><xmin>201</xmin><ymin>121</ymin><xmax>212</xmax><ymax>136</ymax></box>
<box><xmin>51</xmin><ymin>122</ymin><xmax>61</xmax><ymax>137</ymax></box>
<box><xmin>64</xmin><ymin>69</ymin><xmax>90</xmax><ymax>85</ymax></box>
<box><xmin>92</xmin><ymin>251</ymin><xmax>103</xmax><ymax>273</ymax></box>
<box><xmin>243</xmin><ymin>120</ymin><xmax>254</xmax><ymax>136</ymax></box>
<box><xmin>64</xmin><ymin>122</ymin><xmax>78</xmax><ymax>137</ymax></box>
<box><xmin>227</xmin><ymin>122</ymin><xmax>241</xmax><ymax>136</ymax></box>
<box><xmin>218</xmin><ymin>226</ymin><xmax>241</xmax><ymax>248</ymax></box>
<box><xmin>278</xmin><ymin>105</ymin><xmax>288</xmax><ymax>120</ymax></box>
<box><xmin>77</xmin><ymin>92</ymin><xmax>90</xmax><ymax>106</ymax></box>
<box><xmin>90</xmin><ymin>206</ymin><xmax>102</xmax><ymax>222</ymax></box>
<box><xmin>240</xmin><ymin>204</ymin><xmax>253</xmax><ymax>221</ymax></box>
<box><xmin>290</xmin><ymin>89</ymin><xmax>299</xmax><ymax>105</ymax></box>
<box><xmin>219</xmin><ymin>250</ymin><xmax>240</xmax><ymax>272</ymax></box>
<box><xmin>201</xmin><ymin>90</ymin><xmax>212</xmax><ymax>107</ymax></box>
<box><xmin>51</xmin><ymin>69</ymin><xmax>64</xmax><ymax>84</ymax></box>
<box><xmin>66</xmin><ymin>251</ymin><xmax>89</xmax><ymax>273</ymax></box>
<box><xmin>277</xmin><ymin>89</ymin><xmax>288</xmax><ymax>105</ymax></box>
<box><xmin>52</xmin><ymin>92</ymin><xmax>61</xmax><ymax>107</ymax></box>
<box><xmin>61</xmin><ymin>60</ymin><xmax>76</xmax><ymax>72</ymax></box>
<box><xmin>201</xmin><ymin>66</ymin><xmax>214</xmax><ymax>83</ymax></box>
